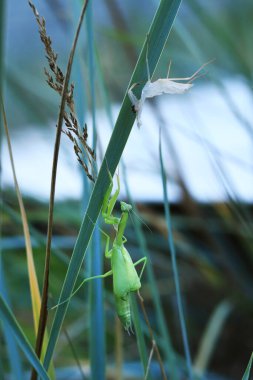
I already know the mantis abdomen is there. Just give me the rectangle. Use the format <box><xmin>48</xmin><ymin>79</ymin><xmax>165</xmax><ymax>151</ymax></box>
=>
<box><xmin>115</xmin><ymin>294</ymin><xmax>131</xmax><ymax>333</ymax></box>
<box><xmin>111</xmin><ymin>246</ymin><xmax>141</xmax><ymax>331</ymax></box>
<box><xmin>112</xmin><ymin>246</ymin><xmax>141</xmax><ymax>299</ymax></box>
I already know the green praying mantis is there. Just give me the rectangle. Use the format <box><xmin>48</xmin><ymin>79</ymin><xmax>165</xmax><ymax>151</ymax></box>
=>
<box><xmin>101</xmin><ymin>172</ymin><xmax>147</xmax><ymax>331</ymax></box>
<box><xmin>52</xmin><ymin>171</ymin><xmax>146</xmax><ymax>332</ymax></box>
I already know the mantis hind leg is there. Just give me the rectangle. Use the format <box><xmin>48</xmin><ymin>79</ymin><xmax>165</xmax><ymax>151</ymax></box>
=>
<box><xmin>50</xmin><ymin>269</ymin><xmax>113</xmax><ymax>310</ymax></box>
<box><xmin>133</xmin><ymin>257</ymin><xmax>147</xmax><ymax>279</ymax></box>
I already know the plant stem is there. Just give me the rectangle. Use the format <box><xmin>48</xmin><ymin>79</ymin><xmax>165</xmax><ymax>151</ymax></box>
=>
<box><xmin>31</xmin><ymin>1</ymin><xmax>89</xmax><ymax>379</ymax></box>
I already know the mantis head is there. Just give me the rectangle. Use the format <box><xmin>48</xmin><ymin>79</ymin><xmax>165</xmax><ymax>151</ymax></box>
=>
<box><xmin>120</xmin><ymin>201</ymin><xmax>132</xmax><ymax>213</ymax></box>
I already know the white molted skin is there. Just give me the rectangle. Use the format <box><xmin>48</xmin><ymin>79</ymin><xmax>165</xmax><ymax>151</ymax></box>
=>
<box><xmin>128</xmin><ymin>79</ymin><xmax>193</xmax><ymax>128</ymax></box>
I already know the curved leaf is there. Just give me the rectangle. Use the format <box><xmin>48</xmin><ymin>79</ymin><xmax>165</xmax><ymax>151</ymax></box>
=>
<box><xmin>0</xmin><ymin>296</ymin><xmax>49</xmax><ymax>380</ymax></box>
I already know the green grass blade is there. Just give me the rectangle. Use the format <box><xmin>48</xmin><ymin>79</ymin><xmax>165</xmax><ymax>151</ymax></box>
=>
<box><xmin>0</xmin><ymin>260</ymin><xmax>23</xmax><ymax>379</ymax></box>
<box><xmin>44</xmin><ymin>0</ymin><xmax>182</xmax><ymax>369</ymax></box>
<box><xmin>194</xmin><ymin>300</ymin><xmax>233</xmax><ymax>375</ymax></box>
<box><xmin>159</xmin><ymin>135</ymin><xmax>193</xmax><ymax>379</ymax></box>
<box><xmin>85</xmin><ymin>2</ymin><xmax>105</xmax><ymax>378</ymax></box>
<box><xmin>242</xmin><ymin>352</ymin><xmax>253</xmax><ymax>380</ymax></box>
<box><xmin>0</xmin><ymin>295</ymin><xmax>49</xmax><ymax>380</ymax></box>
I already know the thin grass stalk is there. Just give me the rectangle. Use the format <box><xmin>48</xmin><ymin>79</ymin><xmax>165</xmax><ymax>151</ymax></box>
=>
<box><xmin>0</xmin><ymin>0</ymin><xmax>4</xmax><ymax>259</ymax></box>
<box><xmin>242</xmin><ymin>352</ymin><xmax>253</xmax><ymax>380</ymax></box>
<box><xmin>175</xmin><ymin>19</ymin><xmax>253</xmax><ymax>267</ymax></box>
<box><xmin>85</xmin><ymin>2</ymin><xmax>105</xmax><ymax>378</ymax></box>
<box><xmin>1</xmin><ymin>96</ymin><xmax>56</xmax><ymax>379</ymax></box>
<box><xmin>194</xmin><ymin>300</ymin><xmax>232</xmax><ymax>375</ymax></box>
<box><xmin>63</xmin><ymin>330</ymin><xmax>86</xmax><ymax>380</ymax></box>
<box><xmin>188</xmin><ymin>113</ymin><xmax>253</xmax><ymax>247</ymax></box>
<box><xmin>159</xmin><ymin>133</ymin><xmax>193</xmax><ymax>379</ymax></box>
<box><xmin>89</xmin><ymin>227</ymin><xmax>105</xmax><ymax>379</ymax></box>
<box><xmin>0</xmin><ymin>353</ymin><xmax>2</xmax><ymax>378</ymax></box>
<box><xmin>44</xmin><ymin>0</ymin><xmax>183</xmax><ymax>369</ymax></box>
<box><xmin>130</xmin><ymin>295</ymin><xmax>150</xmax><ymax>379</ymax></box>
<box><xmin>179</xmin><ymin>18</ymin><xmax>253</xmax><ymax>267</ymax></box>
<box><xmin>1</xmin><ymin>98</ymin><xmax>42</xmax><ymax>332</ymax></box>
<box><xmin>177</xmin><ymin>8</ymin><xmax>253</xmax><ymax>143</ymax></box>
<box><xmin>32</xmin><ymin>2</ymin><xmax>90</xmax><ymax>375</ymax></box>
<box><xmin>137</xmin><ymin>291</ymin><xmax>168</xmax><ymax>380</ymax></box>
<box><xmin>115</xmin><ymin>317</ymin><xmax>123</xmax><ymax>380</ymax></box>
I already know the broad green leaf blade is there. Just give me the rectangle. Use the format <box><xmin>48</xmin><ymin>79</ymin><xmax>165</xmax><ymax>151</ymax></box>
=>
<box><xmin>0</xmin><ymin>295</ymin><xmax>49</xmax><ymax>380</ymax></box>
<box><xmin>44</xmin><ymin>0</ymin><xmax>182</xmax><ymax>369</ymax></box>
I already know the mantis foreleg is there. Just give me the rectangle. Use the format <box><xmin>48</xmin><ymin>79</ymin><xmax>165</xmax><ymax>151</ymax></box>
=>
<box><xmin>102</xmin><ymin>171</ymin><xmax>120</xmax><ymax>226</ymax></box>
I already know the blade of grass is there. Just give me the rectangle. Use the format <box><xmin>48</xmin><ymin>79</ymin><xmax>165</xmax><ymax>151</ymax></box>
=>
<box><xmin>130</xmin><ymin>295</ymin><xmax>150</xmax><ymax>379</ymax></box>
<box><xmin>159</xmin><ymin>132</ymin><xmax>193</xmax><ymax>380</ymax></box>
<box><xmin>242</xmin><ymin>352</ymin><xmax>253</xmax><ymax>380</ymax></box>
<box><xmin>0</xmin><ymin>295</ymin><xmax>49</xmax><ymax>380</ymax></box>
<box><xmin>0</xmin><ymin>99</ymin><xmax>41</xmax><ymax>336</ymax></box>
<box><xmin>44</xmin><ymin>0</ymin><xmax>183</xmax><ymax>369</ymax></box>
<box><xmin>0</xmin><ymin>98</ymin><xmax>55</xmax><ymax>379</ymax></box>
<box><xmin>85</xmin><ymin>2</ymin><xmax>105</xmax><ymax>379</ymax></box>
<box><xmin>194</xmin><ymin>300</ymin><xmax>233</xmax><ymax>375</ymax></box>
<box><xmin>0</xmin><ymin>259</ymin><xmax>23</xmax><ymax>379</ymax></box>
<box><xmin>137</xmin><ymin>291</ymin><xmax>168</xmax><ymax>380</ymax></box>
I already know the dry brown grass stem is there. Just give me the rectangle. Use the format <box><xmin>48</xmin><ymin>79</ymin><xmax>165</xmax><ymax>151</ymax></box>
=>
<box><xmin>1</xmin><ymin>97</ymin><xmax>42</xmax><ymax>375</ymax></box>
<box><xmin>29</xmin><ymin>1</ymin><xmax>90</xmax><ymax>379</ymax></box>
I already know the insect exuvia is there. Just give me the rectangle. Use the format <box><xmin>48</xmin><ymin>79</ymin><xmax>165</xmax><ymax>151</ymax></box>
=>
<box><xmin>128</xmin><ymin>39</ymin><xmax>212</xmax><ymax>127</ymax></box>
<box><xmin>51</xmin><ymin>171</ymin><xmax>146</xmax><ymax>333</ymax></box>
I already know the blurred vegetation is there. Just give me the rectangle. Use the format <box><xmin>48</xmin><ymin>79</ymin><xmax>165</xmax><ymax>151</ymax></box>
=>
<box><xmin>1</xmin><ymin>1</ymin><xmax>253</xmax><ymax>380</ymax></box>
